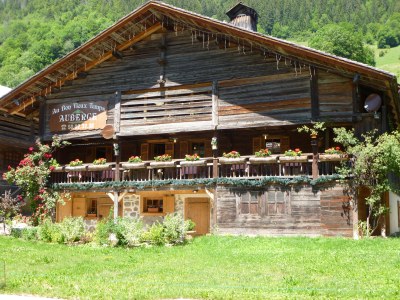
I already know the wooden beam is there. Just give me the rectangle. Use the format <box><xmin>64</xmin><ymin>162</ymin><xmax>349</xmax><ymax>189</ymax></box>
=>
<box><xmin>310</xmin><ymin>67</ymin><xmax>319</xmax><ymax>121</ymax></box>
<box><xmin>9</xmin><ymin>97</ymin><xmax>36</xmax><ymax>115</ymax></box>
<box><xmin>9</xmin><ymin>22</ymin><xmax>162</xmax><ymax>115</ymax></box>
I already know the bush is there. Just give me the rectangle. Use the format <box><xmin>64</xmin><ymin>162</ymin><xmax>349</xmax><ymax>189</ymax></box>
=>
<box><xmin>59</xmin><ymin>217</ymin><xmax>85</xmax><ymax>244</ymax></box>
<box><xmin>37</xmin><ymin>219</ymin><xmax>57</xmax><ymax>242</ymax></box>
<box><xmin>21</xmin><ymin>227</ymin><xmax>38</xmax><ymax>240</ymax></box>
<box><xmin>94</xmin><ymin>217</ymin><xmax>116</xmax><ymax>246</ymax></box>
<box><xmin>116</xmin><ymin>217</ymin><xmax>144</xmax><ymax>247</ymax></box>
<box><xmin>141</xmin><ymin>222</ymin><xmax>165</xmax><ymax>245</ymax></box>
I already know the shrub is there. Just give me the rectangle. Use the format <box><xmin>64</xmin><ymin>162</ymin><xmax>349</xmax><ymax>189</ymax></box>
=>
<box><xmin>21</xmin><ymin>227</ymin><xmax>38</xmax><ymax>241</ymax></box>
<box><xmin>141</xmin><ymin>222</ymin><xmax>165</xmax><ymax>245</ymax></box>
<box><xmin>37</xmin><ymin>219</ymin><xmax>57</xmax><ymax>242</ymax></box>
<box><xmin>94</xmin><ymin>217</ymin><xmax>116</xmax><ymax>246</ymax></box>
<box><xmin>59</xmin><ymin>217</ymin><xmax>85</xmax><ymax>244</ymax></box>
<box><xmin>116</xmin><ymin>217</ymin><xmax>144</xmax><ymax>247</ymax></box>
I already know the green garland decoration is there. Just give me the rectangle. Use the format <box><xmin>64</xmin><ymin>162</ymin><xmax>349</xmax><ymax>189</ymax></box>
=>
<box><xmin>50</xmin><ymin>174</ymin><xmax>343</xmax><ymax>191</ymax></box>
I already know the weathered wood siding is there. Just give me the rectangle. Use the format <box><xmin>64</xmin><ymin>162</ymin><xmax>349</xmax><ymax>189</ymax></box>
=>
<box><xmin>216</xmin><ymin>184</ymin><xmax>352</xmax><ymax>237</ymax></box>
<box><xmin>318</xmin><ymin>72</ymin><xmax>353</xmax><ymax>120</ymax></box>
<box><xmin>0</xmin><ymin>115</ymin><xmax>36</xmax><ymax>146</ymax></box>
<box><xmin>43</xmin><ymin>30</ymin><xmax>355</xmax><ymax>139</ymax></box>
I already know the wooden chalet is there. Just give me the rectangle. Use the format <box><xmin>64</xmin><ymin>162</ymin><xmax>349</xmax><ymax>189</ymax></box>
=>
<box><xmin>1</xmin><ymin>1</ymin><xmax>399</xmax><ymax>236</ymax></box>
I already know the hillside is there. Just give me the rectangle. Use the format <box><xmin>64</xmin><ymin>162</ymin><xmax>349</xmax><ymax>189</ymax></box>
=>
<box><xmin>0</xmin><ymin>0</ymin><xmax>399</xmax><ymax>88</ymax></box>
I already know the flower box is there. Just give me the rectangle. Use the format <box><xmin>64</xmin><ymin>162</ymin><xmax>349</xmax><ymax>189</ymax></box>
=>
<box><xmin>87</xmin><ymin>213</ymin><xmax>97</xmax><ymax>218</ymax></box>
<box><xmin>150</xmin><ymin>161</ymin><xmax>176</xmax><ymax>168</ymax></box>
<box><xmin>219</xmin><ymin>157</ymin><xmax>247</xmax><ymax>165</ymax></box>
<box><xmin>147</xmin><ymin>207</ymin><xmax>159</xmax><ymax>213</ymax></box>
<box><xmin>319</xmin><ymin>154</ymin><xmax>348</xmax><ymax>162</ymax></box>
<box><xmin>87</xmin><ymin>164</ymin><xmax>112</xmax><ymax>171</ymax></box>
<box><xmin>279</xmin><ymin>155</ymin><xmax>308</xmax><ymax>163</ymax></box>
<box><xmin>121</xmin><ymin>162</ymin><xmax>148</xmax><ymax>169</ymax></box>
<box><xmin>249</xmin><ymin>156</ymin><xmax>277</xmax><ymax>164</ymax></box>
<box><xmin>52</xmin><ymin>166</ymin><xmax>65</xmax><ymax>172</ymax></box>
<box><xmin>179</xmin><ymin>160</ymin><xmax>207</xmax><ymax>167</ymax></box>
<box><xmin>65</xmin><ymin>165</ymin><xmax>87</xmax><ymax>171</ymax></box>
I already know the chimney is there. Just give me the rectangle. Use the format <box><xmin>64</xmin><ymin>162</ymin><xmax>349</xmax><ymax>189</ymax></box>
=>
<box><xmin>226</xmin><ymin>2</ymin><xmax>258</xmax><ymax>32</ymax></box>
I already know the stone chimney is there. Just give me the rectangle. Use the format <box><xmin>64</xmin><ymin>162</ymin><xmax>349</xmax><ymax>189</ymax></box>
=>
<box><xmin>226</xmin><ymin>2</ymin><xmax>258</xmax><ymax>31</ymax></box>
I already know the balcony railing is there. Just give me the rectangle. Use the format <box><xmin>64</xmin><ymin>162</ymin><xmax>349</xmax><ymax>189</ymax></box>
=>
<box><xmin>49</xmin><ymin>154</ymin><xmax>348</xmax><ymax>185</ymax></box>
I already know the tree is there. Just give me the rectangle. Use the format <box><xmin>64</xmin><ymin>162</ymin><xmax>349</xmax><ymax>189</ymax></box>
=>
<box><xmin>333</xmin><ymin>128</ymin><xmax>400</xmax><ymax>238</ymax></box>
<box><xmin>309</xmin><ymin>23</ymin><xmax>376</xmax><ymax>66</ymax></box>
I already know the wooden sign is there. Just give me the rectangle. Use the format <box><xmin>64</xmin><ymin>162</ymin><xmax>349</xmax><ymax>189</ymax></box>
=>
<box><xmin>49</xmin><ymin>101</ymin><xmax>108</xmax><ymax>132</ymax></box>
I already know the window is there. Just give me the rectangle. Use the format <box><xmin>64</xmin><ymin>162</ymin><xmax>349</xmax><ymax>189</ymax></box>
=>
<box><xmin>143</xmin><ymin>198</ymin><xmax>163</xmax><ymax>213</ymax></box>
<box><xmin>152</xmin><ymin>143</ymin><xmax>166</xmax><ymax>157</ymax></box>
<box><xmin>87</xmin><ymin>199</ymin><xmax>97</xmax><ymax>216</ymax></box>
<box><xmin>240</xmin><ymin>192</ymin><xmax>259</xmax><ymax>215</ymax></box>
<box><xmin>191</xmin><ymin>142</ymin><xmax>205</xmax><ymax>157</ymax></box>
<box><xmin>265</xmin><ymin>139</ymin><xmax>281</xmax><ymax>154</ymax></box>
<box><xmin>267</xmin><ymin>190</ymin><xmax>287</xmax><ymax>215</ymax></box>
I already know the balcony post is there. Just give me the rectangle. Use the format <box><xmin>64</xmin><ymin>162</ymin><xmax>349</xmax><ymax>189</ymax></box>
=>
<box><xmin>311</xmin><ymin>136</ymin><xmax>319</xmax><ymax>179</ymax></box>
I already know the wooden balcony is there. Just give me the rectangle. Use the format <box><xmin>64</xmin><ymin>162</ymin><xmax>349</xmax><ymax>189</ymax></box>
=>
<box><xmin>49</xmin><ymin>154</ymin><xmax>348</xmax><ymax>186</ymax></box>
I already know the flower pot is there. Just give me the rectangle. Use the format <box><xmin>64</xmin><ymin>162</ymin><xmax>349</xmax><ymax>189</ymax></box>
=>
<box><xmin>319</xmin><ymin>154</ymin><xmax>348</xmax><ymax>162</ymax></box>
<box><xmin>65</xmin><ymin>165</ymin><xmax>87</xmax><ymax>171</ymax></box>
<box><xmin>219</xmin><ymin>157</ymin><xmax>247</xmax><ymax>165</ymax></box>
<box><xmin>179</xmin><ymin>160</ymin><xmax>207</xmax><ymax>167</ymax></box>
<box><xmin>87</xmin><ymin>164</ymin><xmax>111</xmax><ymax>171</ymax></box>
<box><xmin>279</xmin><ymin>155</ymin><xmax>308</xmax><ymax>163</ymax></box>
<box><xmin>121</xmin><ymin>162</ymin><xmax>148</xmax><ymax>169</ymax></box>
<box><xmin>150</xmin><ymin>161</ymin><xmax>176</xmax><ymax>168</ymax></box>
<box><xmin>249</xmin><ymin>156</ymin><xmax>277</xmax><ymax>164</ymax></box>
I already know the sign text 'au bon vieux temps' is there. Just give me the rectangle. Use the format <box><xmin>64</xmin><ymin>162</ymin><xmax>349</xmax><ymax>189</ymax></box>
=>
<box><xmin>49</xmin><ymin>101</ymin><xmax>108</xmax><ymax>132</ymax></box>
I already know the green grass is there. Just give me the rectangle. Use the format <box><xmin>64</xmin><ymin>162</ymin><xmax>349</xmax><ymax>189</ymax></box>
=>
<box><xmin>373</xmin><ymin>44</ymin><xmax>400</xmax><ymax>78</ymax></box>
<box><xmin>0</xmin><ymin>236</ymin><xmax>400</xmax><ymax>299</ymax></box>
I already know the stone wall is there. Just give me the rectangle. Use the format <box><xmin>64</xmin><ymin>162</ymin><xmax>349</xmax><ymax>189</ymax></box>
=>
<box><xmin>123</xmin><ymin>194</ymin><xmax>140</xmax><ymax>219</ymax></box>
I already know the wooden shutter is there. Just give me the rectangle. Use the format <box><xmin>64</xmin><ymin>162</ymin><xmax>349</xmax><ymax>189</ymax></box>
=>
<box><xmin>72</xmin><ymin>198</ymin><xmax>86</xmax><ymax>217</ymax></box>
<box><xmin>57</xmin><ymin>200</ymin><xmax>72</xmax><ymax>222</ymax></box>
<box><xmin>179</xmin><ymin>141</ymin><xmax>189</xmax><ymax>158</ymax></box>
<box><xmin>106</xmin><ymin>147</ymin><xmax>113</xmax><ymax>162</ymax></box>
<box><xmin>253</xmin><ymin>137</ymin><xmax>263</xmax><ymax>153</ymax></box>
<box><xmin>163</xmin><ymin>195</ymin><xmax>175</xmax><ymax>213</ymax></box>
<box><xmin>204</xmin><ymin>140</ymin><xmax>212</xmax><ymax>158</ymax></box>
<box><xmin>280</xmin><ymin>137</ymin><xmax>290</xmax><ymax>152</ymax></box>
<box><xmin>140</xmin><ymin>143</ymin><xmax>149</xmax><ymax>160</ymax></box>
<box><xmin>86</xmin><ymin>147</ymin><xmax>95</xmax><ymax>162</ymax></box>
<box><xmin>165</xmin><ymin>142</ymin><xmax>174</xmax><ymax>158</ymax></box>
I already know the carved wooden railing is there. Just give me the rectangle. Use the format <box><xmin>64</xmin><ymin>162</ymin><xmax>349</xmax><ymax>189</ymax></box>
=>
<box><xmin>49</xmin><ymin>154</ymin><xmax>348</xmax><ymax>185</ymax></box>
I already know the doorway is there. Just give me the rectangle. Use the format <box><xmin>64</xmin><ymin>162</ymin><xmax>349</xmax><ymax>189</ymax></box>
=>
<box><xmin>185</xmin><ymin>198</ymin><xmax>210</xmax><ymax>235</ymax></box>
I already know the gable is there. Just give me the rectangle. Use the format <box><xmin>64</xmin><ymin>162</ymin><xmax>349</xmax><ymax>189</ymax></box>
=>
<box><xmin>0</xmin><ymin>0</ymin><xmax>398</xmax><ymax>127</ymax></box>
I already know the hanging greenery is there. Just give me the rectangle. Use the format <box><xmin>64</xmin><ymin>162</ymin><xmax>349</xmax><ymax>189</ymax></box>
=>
<box><xmin>50</xmin><ymin>174</ymin><xmax>342</xmax><ymax>191</ymax></box>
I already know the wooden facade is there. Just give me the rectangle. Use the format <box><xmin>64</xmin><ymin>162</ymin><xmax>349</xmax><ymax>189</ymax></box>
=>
<box><xmin>1</xmin><ymin>1</ymin><xmax>399</xmax><ymax>236</ymax></box>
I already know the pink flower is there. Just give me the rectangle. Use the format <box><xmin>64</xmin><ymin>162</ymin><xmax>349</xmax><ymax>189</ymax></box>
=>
<box><xmin>7</xmin><ymin>165</ymin><xmax>11</xmax><ymax>170</ymax></box>
<box><xmin>49</xmin><ymin>166</ymin><xmax>55</xmax><ymax>171</ymax></box>
<box><xmin>29</xmin><ymin>147</ymin><xmax>34</xmax><ymax>152</ymax></box>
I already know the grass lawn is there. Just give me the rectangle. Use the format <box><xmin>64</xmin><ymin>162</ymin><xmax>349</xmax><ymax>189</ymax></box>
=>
<box><xmin>373</xmin><ymin>44</ymin><xmax>400</xmax><ymax>78</ymax></box>
<box><xmin>0</xmin><ymin>236</ymin><xmax>400</xmax><ymax>299</ymax></box>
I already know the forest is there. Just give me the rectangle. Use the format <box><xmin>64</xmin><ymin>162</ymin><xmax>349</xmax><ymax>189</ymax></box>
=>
<box><xmin>0</xmin><ymin>0</ymin><xmax>399</xmax><ymax>88</ymax></box>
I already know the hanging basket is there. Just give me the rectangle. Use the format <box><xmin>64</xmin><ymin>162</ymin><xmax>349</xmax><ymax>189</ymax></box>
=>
<box><xmin>87</xmin><ymin>164</ymin><xmax>112</xmax><ymax>171</ymax></box>
<box><xmin>249</xmin><ymin>156</ymin><xmax>277</xmax><ymax>164</ymax></box>
<box><xmin>319</xmin><ymin>154</ymin><xmax>348</xmax><ymax>162</ymax></box>
<box><xmin>279</xmin><ymin>155</ymin><xmax>308</xmax><ymax>163</ymax></box>
<box><xmin>219</xmin><ymin>157</ymin><xmax>247</xmax><ymax>165</ymax></box>
<box><xmin>121</xmin><ymin>162</ymin><xmax>148</xmax><ymax>169</ymax></box>
<box><xmin>179</xmin><ymin>160</ymin><xmax>207</xmax><ymax>167</ymax></box>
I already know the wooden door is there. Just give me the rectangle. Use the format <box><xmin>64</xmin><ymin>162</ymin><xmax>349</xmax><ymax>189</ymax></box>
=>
<box><xmin>185</xmin><ymin>198</ymin><xmax>210</xmax><ymax>235</ymax></box>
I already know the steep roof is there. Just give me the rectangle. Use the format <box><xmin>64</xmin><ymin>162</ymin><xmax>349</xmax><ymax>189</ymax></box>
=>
<box><xmin>0</xmin><ymin>0</ymin><xmax>398</xmax><ymax>122</ymax></box>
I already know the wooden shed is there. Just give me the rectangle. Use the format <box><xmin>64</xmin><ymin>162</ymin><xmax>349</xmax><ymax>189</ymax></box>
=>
<box><xmin>0</xmin><ymin>1</ymin><xmax>399</xmax><ymax>237</ymax></box>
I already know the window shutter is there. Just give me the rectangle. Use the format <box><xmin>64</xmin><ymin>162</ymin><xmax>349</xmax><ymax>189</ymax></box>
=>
<box><xmin>72</xmin><ymin>198</ymin><xmax>86</xmax><ymax>217</ymax></box>
<box><xmin>57</xmin><ymin>200</ymin><xmax>72</xmax><ymax>222</ymax></box>
<box><xmin>179</xmin><ymin>141</ymin><xmax>189</xmax><ymax>158</ymax></box>
<box><xmin>253</xmin><ymin>137</ymin><xmax>262</xmax><ymax>153</ymax></box>
<box><xmin>165</xmin><ymin>142</ymin><xmax>174</xmax><ymax>158</ymax></box>
<box><xmin>106</xmin><ymin>147</ymin><xmax>113</xmax><ymax>162</ymax></box>
<box><xmin>163</xmin><ymin>195</ymin><xmax>175</xmax><ymax>213</ymax></box>
<box><xmin>280</xmin><ymin>137</ymin><xmax>290</xmax><ymax>152</ymax></box>
<box><xmin>141</xmin><ymin>143</ymin><xmax>149</xmax><ymax>160</ymax></box>
<box><xmin>204</xmin><ymin>140</ymin><xmax>212</xmax><ymax>158</ymax></box>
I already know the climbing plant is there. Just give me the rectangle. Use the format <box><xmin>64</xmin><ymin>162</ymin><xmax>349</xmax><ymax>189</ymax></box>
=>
<box><xmin>3</xmin><ymin>136</ymin><xmax>70</xmax><ymax>225</ymax></box>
